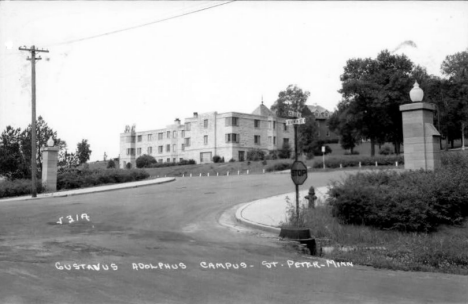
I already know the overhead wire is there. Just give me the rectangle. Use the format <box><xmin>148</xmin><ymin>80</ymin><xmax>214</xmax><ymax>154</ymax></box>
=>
<box><xmin>45</xmin><ymin>1</ymin><xmax>236</xmax><ymax>48</ymax></box>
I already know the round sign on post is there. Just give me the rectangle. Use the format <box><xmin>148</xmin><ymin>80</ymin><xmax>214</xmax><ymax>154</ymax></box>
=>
<box><xmin>291</xmin><ymin>161</ymin><xmax>308</xmax><ymax>185</ymax></box>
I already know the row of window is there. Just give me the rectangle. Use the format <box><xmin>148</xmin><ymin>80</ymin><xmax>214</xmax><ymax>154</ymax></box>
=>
<box><xmin>134</xmin><ymin>118</ymin><xmax>292</xmax><ymax>143</ymax></box>
<box><xmin>128</xmin><ymin>134</ymin><xmax>290</xmax><ymax>156</ymax></box>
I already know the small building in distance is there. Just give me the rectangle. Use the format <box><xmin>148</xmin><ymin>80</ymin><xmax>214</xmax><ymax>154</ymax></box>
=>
<box><xmin>307</xmin><ymin>104</ymin><xmax>339</xmax><ymax>142</ymax></box>
<box><xmin>119</xmin><ymin>103</ymin><xmax>295</xmax><ymax>168</ymax></box>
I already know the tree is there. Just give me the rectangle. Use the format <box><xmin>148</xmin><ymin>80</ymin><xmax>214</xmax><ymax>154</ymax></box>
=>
<box><xmin>441</xmin><ymin>50</ymin><xmax>468</xmax><ymax>148</ymax></box>
<box><xmin>136</xmin><ymin>154</ymin><xmax>157</xmax><ymax>168</ymax></box>
<box><xmin>339</xmin><ymin>50</ymin><xmax>414</xmax><ymax>155</ymax></box>
<box><xmin>20</xmin><ymin>116</ymin><xmax>65</xmax><ymax>174</ymax></box>
<box><xmin>0</xmin><ymin>126</ymin><xmax>30</xmax><ymax>179</ymax></box>
<box><xmin>329</xmin><ymin>104</ymin><xmax>361</xmax><ymax>153</ymax></box>
<box><xmin>296</xmin><ymin>112</ymin><xmax>318</xmax><ymax>156</ymax></box>
<box><xmin>270</xmin><ymin>85</ymin><xmax>310</xmax><ymax>118</ymax></box>
<box><xmin>76</xmin><ymin>139</ymin><xmax>92</xmax><ymax>165</ymax></box>
<box><xmin>107</xmin><ymin>159</ymin><xmax>116</xmax><ymax>169</ymax></box>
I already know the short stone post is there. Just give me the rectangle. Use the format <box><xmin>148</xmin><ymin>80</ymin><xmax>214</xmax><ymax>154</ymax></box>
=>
<box><xmin>41</xmin><ymin>138</ymin><xmax>59</xmax><ymax>192</ymax></box>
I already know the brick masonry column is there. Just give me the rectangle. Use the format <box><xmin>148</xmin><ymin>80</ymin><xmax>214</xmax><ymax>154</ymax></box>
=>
<box><xmin>399</xmin><ymin>102</ymin><xmax>441</xmax><ymax>170</ymax></box>
<box><xmin>42</xmin><ymin>146</ymin><xmax>59</xmax><ymax>192</ymax></box>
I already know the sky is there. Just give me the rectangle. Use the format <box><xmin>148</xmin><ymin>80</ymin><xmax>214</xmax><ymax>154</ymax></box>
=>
<box><xmin>1</xmin><ymin>1</ymin><xmax>467</xmax><ymax>161</ymax></box>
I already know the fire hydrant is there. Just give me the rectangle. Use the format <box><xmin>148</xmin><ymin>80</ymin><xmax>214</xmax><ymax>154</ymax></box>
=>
<box><xmin>304</xmin><ymin>186</ymin><xmax>317</xmax><ymax>209</ymax></box>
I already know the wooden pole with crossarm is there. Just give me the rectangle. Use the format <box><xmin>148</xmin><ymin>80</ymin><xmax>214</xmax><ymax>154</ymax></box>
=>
<box><xmin>19</xmin><ymin>45</ymin><xmax>49</xmax><ymax>197</ymax></box>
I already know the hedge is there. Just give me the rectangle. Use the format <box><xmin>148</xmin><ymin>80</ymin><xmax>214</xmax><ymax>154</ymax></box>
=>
<box><xmin>313</xmin><ymin>155</ymin><xmax>404</xmax><ymax>169</ymax></box>
<box><xmin>0</xmin><ymin>179</ymin><xmax>45</xmax><ymax>198</ymax></box>
<box><xmin>328</xmin><ymin>152</ymin><xmax>468</xmax><ymax>232</ymax></box>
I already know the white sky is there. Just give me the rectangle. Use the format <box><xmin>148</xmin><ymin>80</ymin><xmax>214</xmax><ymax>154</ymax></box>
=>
<box><xmin>1</xmin><ymin>1</ymin><xmax>467</xmax><ymax>161</ymax></box>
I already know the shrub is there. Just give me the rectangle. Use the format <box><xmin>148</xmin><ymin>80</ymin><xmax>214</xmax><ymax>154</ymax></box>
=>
<box><xmin>136</xmin><ymin>154</ymin><xmax>157</xmax><ymax>168</ymax></box>
<box><xmin>56</xmin><ymin>168</ymin><xmax>149</xmax><ymax>190</ymax></box>
<box><xmin>344</xmin><ymin>151</ymin><xmax>360</xmax><ymax>155</ymax></box>
<box><xmin>312</xmin><ymin>155</ymin><xmax>404</xmax><ymax>169</ymax></box>
<box><xmin>265</xmin><ymin>162</ymin><xmax>291</xmax><ymax>172</ymax></box>
<box><xmin>379</xmin><ymin>144</ymin><xmax>394</xmax><ymax>155</ymax></box>
<box><xmin>247</xmin><ymin>149</ymin><xmax>265</xmax><ymax>161</ymax></box>
<box><xmin>268</xmin><ymin>150</ymin><xmax>279</xmax><ymax>160</ymax></box>
<box><xmin>328</xmin><ymin>162</ymin><xmax>468</xmax><ymax>232</ymax></box>
<box><xmin>107</xmin><ymin>159</ymin><xmax>116</xmax><ymax>168</ymax></box>
<box><xmin>0</xmin><ymin>179</ymin><xmax>45</xmax><ymax>198</ymax></box>
<box><xmin>126</xmin><ymin>163</ymin><xmax>132</xmax><ymax>169</ymax></box>
<box><xmin>212</xmin><ymin>155</ymin><xmax>221</xmax><ymax>163</ymax></box>
<box><xmin>262</xmin><ymin>160</ymin><xmax>268</xmax><ymax>166</ymax></box>
<box><xmin>148</xmin><ymin>159</ymin><xmax>196</xmax><ymax>168</ymax></box>
<box><xmin>229</xmin><ymin>158</ymin><xmax>235</xmax><ymax>163</ymax></box>
<box><xmin>220</xmin><ymin>157</ymin><xmax>225</xmax><ymax>163</ymax></box>
<box><xmin>278</xmin><ymin>142</ymin><xmax>292</xmax><ymax>159</ymax></box>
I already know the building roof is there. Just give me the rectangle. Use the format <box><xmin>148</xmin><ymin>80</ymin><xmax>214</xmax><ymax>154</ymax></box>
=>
<box><xmin>251</xmin><ymin>103</ymin><xmax>276</xmax><ymax>117</ymax></box>
<box><xmin>307</xmin><ymin>104</ymin><xmax>332</xmax><ymax>119</ymax></box>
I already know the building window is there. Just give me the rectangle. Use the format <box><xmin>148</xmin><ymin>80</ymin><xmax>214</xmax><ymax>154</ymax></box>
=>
<box><xmin>166</xmin><ymin>144</ymin><xmax>170</xmax><ymax>152</ymax></box>
<box><xmin>204</xmin><ymin>119</ymin><xmax>208</xmax><ymax>128</ymax></box>
<box><xmin>137</xmin><ymin>135</ymin><xmax>142</xmax><ymax>142</ymax></box>
<box><xmin>173</xmin><ymin>144</ymin><xmax>176</xmax><ymax>152</ymax></box>
<box><xmin>159</xmin><ymin>159</ymin><xmax>163</xmax><ymax>163</ymax></box>
<box><xmin>268</xmin><ymin>121</ymin><xmax>272</xmax><ymax>129</ymax></box>
<box><xmin>225</xmin><ymin>133</ymin><xmax>239</xmax><ymax>143</ymax></box>
<box><xmin>254</xmin><ymin>120</ymin><xmax>260</xmax><ymax>128</ymax></box>
<box><xmin>147</xmin><ymin>147</ymin><xmax>152</xmax><ymax>154</ymax></box>
<box><xmin>173</xmin><ymin>130</ymin><xmax>177</xmax><ymax>138</ymax></box>
<box><xmin>167</xmin><ymin>158</ymin><xmax>170</xmax><ymax>163</ymax></box>
<box><xmin>225</xmin><ymin>117</ymin><xmax>239</xmax><ymax>127</ymax></box>
<box><xmin>181</xmin><ymin>130</ymin><xmax>185</xmax><ymax>138</ymax></box>
<box><xmin>273</xmin><ymin>136</ymin><xmax>276</xmax><ymax>145</ymax></box>
<box><xmin>147</xmin><ymin>134</ymin><xmax>152</xmax><ymax>141</ymax></box>
<box><xmin>283</xmin><ymin>138</ymin><xmax>290</xmax><ymax>144</ymax></box>
<box><xmin>268</xmin><ymin>136</ymin><xmax>272</xmax><ymax>144</ymax></box>
<box><xmin>181</xmin><ymin>144</ymin><xmax>185</xmax><ymax>151</ymax></box>
<box><xmin>167</xmin><ymin>131</ymin><xmax>170</xmax><ymax>138</ymax></box>
<box><xmin>204</xmin><ymin>135</ymin><xmax>208</xmax><ymax>145</ymax></box>
<box><xmin>273</xmin><ymin>121</ymin><xmax>276</xmax><ymax>130</ymax></box>
<box><xmin>283</xmin><ymin>123</ymin><xmax>288</xmax><ymax>131</ymax></box>
<box><xmin>158</xmin><ymin>132</ymin><xmax>163</xmax><ymax>140</ymax></box>
<box><xmin>185</xmin><ymin>123</ymin><xmax>191</xmax><ymax>131</ymax></box>
<box><xmin>127</xmin><ymin>148</ymin><xmax>135</xmax><ymax>156</ymax></box>
<box><xmin>185</xmin><ymin>138</ymin><xmax>191</xmax><ymax>147</ymax></box>
<box><xmin>254</xmin><ymin>135</ymin><xmax>261</xmax><ymax>145</ymax></box>
<box><xmin>326</xmin><ymin>130</ymin><xmax>330</xmax><ymax>137</ymax></box>
<box><xmin>158</xmin><ymin>146</ymin><xmax>163</xmax><ymax>154</ymax></box>
<box><xmin>173</xmin><ymin>158</ymin><xmax>176</xmax><ymax>163</ymax></box>
<box><xmin>137</xmin><ymin>148</ymin><xmax>142</xmax><ymax>155</ymax></box>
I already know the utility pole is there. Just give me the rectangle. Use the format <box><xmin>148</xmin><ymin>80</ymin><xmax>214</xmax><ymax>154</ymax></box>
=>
<box><xmin>19</xmin><ymin>45</ymin><xmax>49</xmax><ymax>198</ymax></box>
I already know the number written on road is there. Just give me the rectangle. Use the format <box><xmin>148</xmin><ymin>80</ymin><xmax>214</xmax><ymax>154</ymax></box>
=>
<box><xmin>57</xmin><ymin>213</ymin><xmax>90</xmax><ymax>224</ymax></box>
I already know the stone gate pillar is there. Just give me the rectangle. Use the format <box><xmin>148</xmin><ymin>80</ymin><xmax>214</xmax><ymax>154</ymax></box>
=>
<box><xmin>42</xmin><ymin>138</ymin><xmax>59</xmax><ymax>192</ymax></box>
<box><xmin>400</xmin><ymin>82</ymin><xmax>441</xmax><ymax>171</ymax></box>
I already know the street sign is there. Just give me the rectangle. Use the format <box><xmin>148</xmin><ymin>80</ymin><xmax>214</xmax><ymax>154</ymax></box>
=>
<box><xmin>286</xmin><ymin>118</ymin><xmax>306</xmax><ymax>126</ymax></box>
<box><xmin>291</xmin><ymin>161</ymin><xmax>308</xmax><ymax>185</ymax></box>
<box><xmin>288</xmin><ymin>111</ymin><xmax>302</xmax><ymax>118</ymax></box>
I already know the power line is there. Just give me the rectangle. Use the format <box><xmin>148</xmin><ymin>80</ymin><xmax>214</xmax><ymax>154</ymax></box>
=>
<box><xmin>47</xmin><ymin>1</ymin><xmax>236</xmax><ymax>47</ymax></box>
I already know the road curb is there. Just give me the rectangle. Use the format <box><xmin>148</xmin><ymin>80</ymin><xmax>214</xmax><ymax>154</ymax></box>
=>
<box><xmin>0</xmin><ymin>177</ymin><xmax>176</xmax><ymax>203</ymax></box>
<box><xmin>235</xmin><ymin>201</ymin><xmax>281</xmax><ymax>234</ymax></box>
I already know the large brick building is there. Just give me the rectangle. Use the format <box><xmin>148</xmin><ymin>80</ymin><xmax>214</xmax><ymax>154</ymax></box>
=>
<box><xmin>119</xmin><ymin>103</ymin><xmax>296</xmax><ymax>168</ymax></box>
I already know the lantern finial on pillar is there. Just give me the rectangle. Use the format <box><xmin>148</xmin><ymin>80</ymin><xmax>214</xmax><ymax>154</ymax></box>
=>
<box><xmin>410</xmin><ymin>81</ymin><xmax>424</xmax><ymax>102</ymax></box>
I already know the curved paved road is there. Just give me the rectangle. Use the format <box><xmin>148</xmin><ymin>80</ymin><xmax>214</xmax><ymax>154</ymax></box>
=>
<box><xmin>1</xmin><ymin>172</ymin><xmax>467</xmax><ymax>304</ymax></box>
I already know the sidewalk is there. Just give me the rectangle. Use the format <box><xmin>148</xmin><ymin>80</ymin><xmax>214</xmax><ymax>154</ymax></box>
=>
<box><xmin>0</xmin><ymin>177</ymin><xmax>175</xmax><ymax>203</ymax></box>
<box><xmin>236</xmin><ymin>186</ymin><xmax>329</xmax><ymax>233</ymax></box>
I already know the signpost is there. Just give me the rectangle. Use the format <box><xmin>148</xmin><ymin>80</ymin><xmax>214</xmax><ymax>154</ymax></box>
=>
<box><xmin>287</xmin><ymin>111</ymin><xmax>307</xmax><ymax>223</ymax></box>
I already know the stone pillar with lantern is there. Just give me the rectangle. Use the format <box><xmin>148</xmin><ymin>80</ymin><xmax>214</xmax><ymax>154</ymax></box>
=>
<box><xmin>41</xmin><ymin>137</ymin><xmax>60</xmax><ymax>192</ymax></box>
<box><xmin>399</xmin><ymin>81</ymin><xmax>441</xmax><ymax>171</ymax></box>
